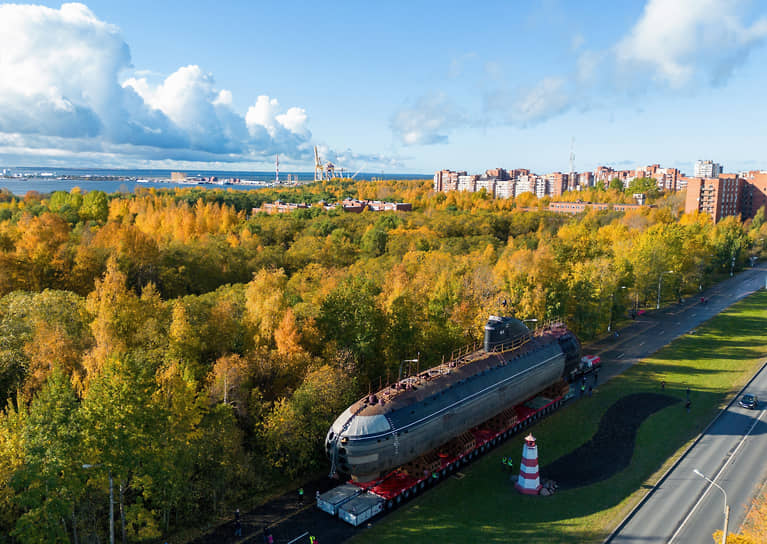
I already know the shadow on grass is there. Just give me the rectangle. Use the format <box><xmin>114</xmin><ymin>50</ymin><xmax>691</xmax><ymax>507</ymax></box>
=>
<box><xmin>541</xmin><ymin>393</ymin><xmax>680</xmax><ymax>489</ymax></box>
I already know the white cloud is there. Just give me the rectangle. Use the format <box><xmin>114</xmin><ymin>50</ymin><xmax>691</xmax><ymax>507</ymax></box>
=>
<box><xmin>276</xmin><ymin>107</ymin><xmax>309</xmax><ymax>135</ymax></box>
<box><xmin>512</xmin><ymin>77</ymin><xmax>572</xmax><ymax>125</ymax></box>
<box><xmin>213</xmin><ymin>89</ymin><xmax>233</xmax><ymax>107</ymax></box>
<box><xmin>0</xmin><ymin>2</ymin><xmax>395</xmax><ymax>168</ymax></box>
<box><xmin>616</xmin><ymin>0</ymin><xmax>767</xmax><ymax>87</ymax></box>
<box><xmin>390</xmin><ymin>94</ymin><xmax>467</xmax><ymax>146</ymax></box>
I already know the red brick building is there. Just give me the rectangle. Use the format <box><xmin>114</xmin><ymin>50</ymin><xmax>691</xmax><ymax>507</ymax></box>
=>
<box><xmin>548</xmin><ymin>201</ymin><xmax>647</xmax><ymax>214</ymax></box>
<box><xmin>683</xmin><ymin>176</ymin><xmax>745</xmax><ymax>222</ymax></box>
<box><xmin>741</xmin><ymin>171</ymin><xmax>767</xmax><ymax>218</ymax></box>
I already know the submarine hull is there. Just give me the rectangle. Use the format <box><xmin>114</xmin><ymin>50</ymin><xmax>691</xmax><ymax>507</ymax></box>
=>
<box><xmin>327</xmin><ymin>338</ymin><xmax>568</xmax><ymax>482</ymax></box>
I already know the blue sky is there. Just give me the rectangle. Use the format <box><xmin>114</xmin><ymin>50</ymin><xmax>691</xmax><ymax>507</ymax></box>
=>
<box><xmin>1</xmin><ymin>1</ymin><xmax>766</xmax><ymax>175</ymax></box>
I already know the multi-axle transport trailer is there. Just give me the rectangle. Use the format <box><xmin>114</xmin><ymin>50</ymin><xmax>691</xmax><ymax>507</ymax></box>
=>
<box><xmin>318</xmin><ymin>392</ymin><xmax>565</xmax><ymax>526</ymax></box>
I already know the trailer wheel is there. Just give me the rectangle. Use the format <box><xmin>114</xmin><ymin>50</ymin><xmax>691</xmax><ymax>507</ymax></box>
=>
<box><xmin>419</xmin><ymin>481</ymin><xmax>426</xmax><ymax>490</ymax></box>
<box><xmin>396</xmin><ymin>495</ymin><xmax>402</xmax><ymax>504</ymax></box>
<box><xmin>441</xmin><ymin>469</ymin><xmax>447</xmax><ymax>477</ymax></box>
<box><xmin>404</xmin><ymin>490</ymin><xmax>410</xmax><ymax>499</ymax></box>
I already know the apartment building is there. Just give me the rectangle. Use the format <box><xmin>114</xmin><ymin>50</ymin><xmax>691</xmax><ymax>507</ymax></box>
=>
<box><xmin>475</xmin><ymin>176</ymin><xmax>497</xmax><ymax>196</ymax></box>
<box><xmin>684</xmin><ymin>176</ymin><xmax>744</xmax><ymax>222</ymax></box>
<box><xmin>694</xmin><ymin>160</ymin><xmax>723</xmax><ymax>179</ymax></box>
<box><xmin>433</xmin><ymin>169</ymin><xmax>465</xmax><ymax>192</ymax></box>
<box><xmin>577</xmin><ymin>171</ymin><xmax>594</xmax><ymax>188</ymax></box>
<box><xmin>495</xmin><ymin>179</ymin><xmax>515</xmax><ymax>199</ymax></box>
<box><xmin>544</xmin><ymin>172</ymin><xmax>568</xmax><ymax>197</ymax></box>
<box><xmin>457</xmin><ymin>174</ymin><xmax>478</xmax><ymax>192</ymax></box>
<box><xmin>740</xmin><ymin>171</ymin><xmax>767</xmax><ymax>217</ymax></box>
<box><xmin>515</xmin><ymin>175</ymin><xmax>534</xmax><ymax>197</ymax></box>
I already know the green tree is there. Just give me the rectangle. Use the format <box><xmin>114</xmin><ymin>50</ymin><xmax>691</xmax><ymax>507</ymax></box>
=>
<box><xmin>12</xmin><ymin>370</ymin><xmax>84</xmax><ymax>543</ymax></box>
<box><xmin>318</xmin><ymin>276</ymin><xmax>387</xmax><ymax>381</ymax></box>
<box><xmin>80</xmin><ymin>354</ymin><xmax>161</xmax><ymax>541</ymax></box>
<box><xmin>261</xmin><ymin>364</ymin><xmax>356</xmax><ymax>479</ymax></box>
<box><xmin>80</xmin><ymin>191</ymin><xmax>109</xmax><ymax>223</ymax></box>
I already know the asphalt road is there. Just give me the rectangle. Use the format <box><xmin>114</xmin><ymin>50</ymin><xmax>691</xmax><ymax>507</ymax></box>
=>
<box><xmin>606</xmin><ymin>366</ymin><xmax>767</xmax><ymax>544</ymax></box>
<box><xmin>602</xmin><ymin>265</ymin><xmax>767</xmax><ymax>544</ymax></box>
<box><xmin>587</xmin><ymin>264</ymin><xmax>767</xmax><ymax>385</ymax></box>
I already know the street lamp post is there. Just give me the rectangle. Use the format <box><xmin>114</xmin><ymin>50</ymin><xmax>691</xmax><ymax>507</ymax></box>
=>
<box><xmin>83</xmin><ymin>464</ymin><xmax>114</xmax><ymax>544</ymax></box>
<box><xmin>657</xmin><ymin>270</ymin><xmax>673</xmax><ymax>310</ymax></box>
<box><xmin>693</xmin><ymin>469</ymin><xmax>729</xmax><ymax>544</ymax></box>
<box><xmin>607</xmin><ymin>286</ymin><xmax>627</xmax><ymax>332</ymax></box>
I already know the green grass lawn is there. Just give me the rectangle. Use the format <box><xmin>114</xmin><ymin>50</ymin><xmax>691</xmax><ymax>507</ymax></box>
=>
<box><xmin>352</xmin><ymin>289</ymin><xmax>767</xmax><ymax>544</ymax></box>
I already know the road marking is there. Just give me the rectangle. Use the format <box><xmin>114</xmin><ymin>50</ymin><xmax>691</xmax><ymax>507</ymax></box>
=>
<box><xmin>638</xmin><ymin>341</ymin><xmax>645</xmax><ymax>346</ymax></box>
<box><xmin>668</xmin><ymin>408</ymin><xmax>766</xmax><ymax>543</ymax></box>
<box><xmin>616</xmin><ymin>353</ymin><xmax>624</xmax><ymax>359</ymax></box>
<box><xmin>287</xmin><ymin>531</ymin><xmax>309</xmax><ymax>544</ymax></box>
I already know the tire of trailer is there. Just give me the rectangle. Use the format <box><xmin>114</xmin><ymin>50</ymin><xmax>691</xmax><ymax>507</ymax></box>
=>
<box><xmin>386</xmin><ymin>500</ymin><xmax>394</xmax><ymax>509</ymax></box>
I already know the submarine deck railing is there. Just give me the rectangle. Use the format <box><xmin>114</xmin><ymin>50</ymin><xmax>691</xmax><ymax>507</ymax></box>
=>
<box><xmin>449</xmin><ymin>318</ymin><xmax>565</xmax><ymax>362</ymax></box>
<box><xmin>368</xmin><ymin>319</ymin><xmax>566</xmax><ymax>406</ymax></box>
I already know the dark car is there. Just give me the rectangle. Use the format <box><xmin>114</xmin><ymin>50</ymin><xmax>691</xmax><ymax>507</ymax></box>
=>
<box><xmin>738</xmin><ymin>394</ymin><xmax>759</xmax><ymax>409</ymax></box>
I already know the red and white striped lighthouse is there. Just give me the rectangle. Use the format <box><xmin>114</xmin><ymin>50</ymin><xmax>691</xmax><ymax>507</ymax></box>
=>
<box><xmin>515</xmin><ymin>433</ymin><xmax>542</xmax><ymax>495</ymax></box>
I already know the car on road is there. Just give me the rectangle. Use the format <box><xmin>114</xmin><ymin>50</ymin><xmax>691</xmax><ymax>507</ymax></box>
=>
<box><xmin>738</xmin><ymin>394</ymin><xmax>759</xmax><ymax>409</ymax></box>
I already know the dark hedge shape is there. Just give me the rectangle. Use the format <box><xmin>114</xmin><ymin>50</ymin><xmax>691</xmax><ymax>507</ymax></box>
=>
<box><xmin>542</xmin><ymin>393</ymin><xmax>680</xmax><ymax>489</ymax></box>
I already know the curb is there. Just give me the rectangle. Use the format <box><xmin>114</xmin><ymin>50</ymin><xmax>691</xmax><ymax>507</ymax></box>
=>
<box><xmin>603</xmin><ymin>357</ymin><xmax>767</xmax><ymax>543</ymax></box>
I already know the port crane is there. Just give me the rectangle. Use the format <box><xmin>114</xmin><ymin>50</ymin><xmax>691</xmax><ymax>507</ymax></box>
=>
<box><xmin>313</xmin><ymin>146</ymin><xmax>347</xmax><ymax>181</ymax></box>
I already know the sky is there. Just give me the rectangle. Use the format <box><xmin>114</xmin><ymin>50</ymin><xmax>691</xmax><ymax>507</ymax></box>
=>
<box><xmin>1</xmin><ymin>0</ymin><xmax>767</xmax><ymax>175</ymax></box>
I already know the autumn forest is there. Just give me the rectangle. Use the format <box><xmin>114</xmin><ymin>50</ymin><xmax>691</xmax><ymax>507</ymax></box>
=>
<box><xmin>0</xmin><ymin>179</ymin><xmax>765</xmax><ymax>542</ymax></box>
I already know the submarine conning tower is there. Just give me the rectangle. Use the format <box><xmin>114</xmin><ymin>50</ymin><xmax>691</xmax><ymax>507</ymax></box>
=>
<box><xmin>484</xmin><ymin>315</ymin><xmax>531</xmax><ymax>353</ymax></box>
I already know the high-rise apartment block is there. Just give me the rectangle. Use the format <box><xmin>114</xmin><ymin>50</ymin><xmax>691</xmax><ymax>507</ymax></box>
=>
<box><xmin>694</xmin><ymin>160</ymin><xmax>723</xmax><ymax>179</ymax></box>
<box><xmin>684</xmin><ymin>175</ymin><xmax>743</xmax><ymax>222</ymax></box>
<box><xmin>433</xmin><ymin>170</ymin><xmax>466</xmax><ymax>192</ymax></box>
<box><xmin>740</xmin><ymin>171</ymin><xmax>767</xmax><ymax>218</ymax></box>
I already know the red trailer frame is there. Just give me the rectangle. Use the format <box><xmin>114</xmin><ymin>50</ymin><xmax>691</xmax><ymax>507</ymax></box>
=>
<box><xmin>350</xmin><ymin>394</ymin><xmax>563</xmax><ymax>509</ymax></box>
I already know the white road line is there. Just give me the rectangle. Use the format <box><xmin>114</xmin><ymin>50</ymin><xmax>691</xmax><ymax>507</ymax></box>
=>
<box><xmin>668</xmin><ymin>408</ymin><xmax>766</xmax><ymax>543</ymax></box>
<box><xmin>616</xmin><ymin>353</ymin><xmax>624</xmax><ymax>359</ymax></box>
<box><xmin>287</xmin><ymin>531</ymin><xmax>309</xmax><ymax>544</ymax></box>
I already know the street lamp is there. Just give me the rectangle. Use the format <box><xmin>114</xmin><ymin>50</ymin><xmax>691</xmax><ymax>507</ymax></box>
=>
<box><xmin>83</xmin><ymin>464</ymin><xmax>114</xmax><ymax>544</ymax></box>
<box><xmin>607</xmin><ymin>286</ymin><xmax>627</xmax><ymax>332</ymax></box>
<box><xmin>693</xmin><ymin>469</ymin><xmax>728</xmax><ymax>544</ymax></box>
<box><xmin>657</xmin><ymin>270</ymin><xmax>673</xmax><ymax>310</ymax></box>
